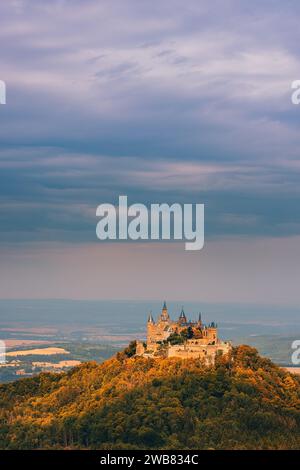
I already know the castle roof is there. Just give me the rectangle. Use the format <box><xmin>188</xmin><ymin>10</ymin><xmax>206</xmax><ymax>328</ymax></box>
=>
<box><xmin>179</xmin><ymin>307</ymin><xmax>186</xmax><ymax>319</ymax></box>
<box><xmin>178</xmin><ymin>307</ymin><xmax>187</xmax><ymax>324</ymax></box>
<box><xmin>160</xmin><ymin>301</ymin><xmax>170</xmax><ymax>321</ymax></box>
<box><xmin>148</xmin><ymin>312</ymin><xmax>154</xmax><ymax>323</ymax></box>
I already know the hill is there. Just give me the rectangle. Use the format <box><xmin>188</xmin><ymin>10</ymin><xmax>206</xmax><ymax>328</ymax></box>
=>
<box><xmin>0</xmin><ymin>345</ymin><xmax>299</xmax><ymax>450</ymax></box>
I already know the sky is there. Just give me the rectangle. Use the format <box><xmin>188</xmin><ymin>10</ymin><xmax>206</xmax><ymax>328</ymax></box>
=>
<box><xmin>0</xmin><ymin>0</ymin><xmax>300</xmax><ymax>305</ymax></box>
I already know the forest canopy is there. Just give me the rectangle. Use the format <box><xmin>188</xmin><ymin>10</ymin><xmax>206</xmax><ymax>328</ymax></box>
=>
<box><xmin>0</xmin><ymin>345</ymin><xmax>299</xmax><ymax>450</ymax></box>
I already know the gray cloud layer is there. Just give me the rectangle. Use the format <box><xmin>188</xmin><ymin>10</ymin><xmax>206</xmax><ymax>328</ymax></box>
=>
<box><xmin>1</xmin><ymin>0</ymin><xmax>300</xmax><ymax>243</ymax></box>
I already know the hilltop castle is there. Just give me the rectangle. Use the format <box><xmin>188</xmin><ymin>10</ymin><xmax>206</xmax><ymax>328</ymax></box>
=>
<box><xmin>136</xmin><ymin>302</ymin><xmax>231</xmax><ymax>364</ymax></box>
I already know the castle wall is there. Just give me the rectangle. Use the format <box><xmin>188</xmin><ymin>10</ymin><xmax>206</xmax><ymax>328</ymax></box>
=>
<box><xmin>167</xmin><ymin>340</ymin><xmax>231</xmax><ymax>363</ymax></box>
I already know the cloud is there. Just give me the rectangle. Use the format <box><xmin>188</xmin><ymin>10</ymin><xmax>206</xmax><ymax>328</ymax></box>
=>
<box><xmin>1</xmin><ymin>0</ymin><xmax>300</xmax><ymax>244</ymax></box>
<box><xmin>1</xmin><ymin>1</ymin><xmax>300</xmax><ymax>303</ymax></box>
<box><xmin>0</xmin><ymin>147</ymin><xmax>300</xmax><ymax>243</ymax></box>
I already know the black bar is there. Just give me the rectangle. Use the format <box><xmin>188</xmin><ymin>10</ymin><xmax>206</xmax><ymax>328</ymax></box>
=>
<box><xmin>0</xmin><ymin>450</ymin><xmax>299</xmax><ymax>467</ymax></box>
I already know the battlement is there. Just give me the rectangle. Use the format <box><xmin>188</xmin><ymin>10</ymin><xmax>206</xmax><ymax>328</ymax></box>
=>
<box><xmin>136</xmin><ymin>302</ymin><xmax>231</xmax><ymax>364</ymax></box>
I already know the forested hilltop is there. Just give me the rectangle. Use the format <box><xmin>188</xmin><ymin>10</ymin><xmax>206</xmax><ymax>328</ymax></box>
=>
<box><xmin>0</xmin><ymin>345</ymin><xmax>299</xmax><ymax>450</ymax></box>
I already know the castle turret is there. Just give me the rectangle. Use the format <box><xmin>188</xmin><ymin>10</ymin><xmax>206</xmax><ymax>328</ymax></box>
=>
<box><xmin>178</xmin><ymin>307</ymin><xmax>187</xmax><ymax>325</ymax></box>
<box><xmin>147</xmin><ymin>312</ymin><xmax>156</xmax><ymax>346</ymax></box>
<box><xmin>148</xmin><ymin>312</ymin><xmax>154</xmax><ymax>324</ymax></box>
<box><xmin>206</xmin><ymin>322</ymin><xmax>218</xmax><ymax>343</ymax></box>
<box><xmin>160</xmin><ymin>301</ymin><xmax>170</xmax><ymax>321</ymax></box>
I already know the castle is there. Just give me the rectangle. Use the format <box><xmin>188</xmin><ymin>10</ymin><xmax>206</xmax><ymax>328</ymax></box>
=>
<box><xmin>136</xmin><ymin>302</ymin><xmax>231</xmax><ymax>364</ymax></box>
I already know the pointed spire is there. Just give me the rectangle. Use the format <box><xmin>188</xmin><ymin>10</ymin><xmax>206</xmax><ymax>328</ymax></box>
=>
<box><xmin>160</xmin><ymin>301</ymin><xmax>169</xmax><ymax>321</ymax></box>
<box><xmin>179</xmin><ymin>307</ymin><xmax>187</xmax><ymax>324</ymax></box>
<box><xmin>148</xmin><ymin>311</ymin><xmax>154</xmax><ymax>323</ymax></box>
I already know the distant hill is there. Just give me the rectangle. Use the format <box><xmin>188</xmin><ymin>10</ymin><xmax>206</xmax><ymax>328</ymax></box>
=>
<box><xmin>0</xmin><ymin>345</ymin><xmax>299</xmax><ymax>450</ymax></box>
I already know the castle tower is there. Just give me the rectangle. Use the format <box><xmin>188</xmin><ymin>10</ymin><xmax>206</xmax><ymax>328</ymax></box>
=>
<box><xmin>178</xmin><ymin>307</ymin><xmax>187</xmax><ymax>325</ymax></box>
<box><xmin>160</xmin><ymin>301</ymin><xmax>170</xmax><ymax>322</ymax></box>
<box><xmin>148</xmin><ymin>312</ymin><xmax>154</xmax><ymax>324</ymax></box>
<box><xmin>147</xmin><ymin>312</ymin><xmax>156</xmax><ymax>345</ymax></box>
<box><xmin>206</xmin><ymin>322</ymin><xmax>218</xmax><ymax>343</ymax></box>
